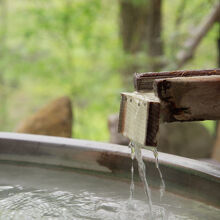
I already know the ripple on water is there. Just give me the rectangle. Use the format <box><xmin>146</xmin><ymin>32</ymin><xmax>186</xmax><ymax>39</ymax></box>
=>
<box><xmin>0</xmin><ymin>186</ymin><xmax>173</xmax><ymax>220</ymax></box>
<box><xmin>0</xmin><ymin>164</ymin><xmax>219</xmax><ymax>220</ymax></box>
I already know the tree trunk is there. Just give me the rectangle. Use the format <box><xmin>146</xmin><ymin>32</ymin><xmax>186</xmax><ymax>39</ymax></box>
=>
<box><xmin>119</xmin><ymin>0</ymin><xmax>163</xmax><ymax>87</ymax></box>
<box><xmin>147</xmin><ymin>0</ymin><xmax>164</xmax><ymax>71</ymax></box>
<box><xmin>119</xmin><ymin>1</ymin><xmax>148</xmax><ymax>53</ymax></box>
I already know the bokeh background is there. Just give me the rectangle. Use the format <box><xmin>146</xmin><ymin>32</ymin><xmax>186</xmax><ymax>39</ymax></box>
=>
<box><xmin>0</xmin><ymin>0</ymin><xmax>219</xmax><ymax>147</ymax></box>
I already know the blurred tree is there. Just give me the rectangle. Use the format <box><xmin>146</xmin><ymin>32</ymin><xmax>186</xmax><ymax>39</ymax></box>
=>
<box><xmin>0</xmin><ymin>0</ymin><xmax>218</xmax><ymax>140</ymax></box>
<box><xmin>0</xmin><ymin>0</ymin><xmax>8</xmax><ymax>129</ymax></box>
<box><xmin>119</xmin><ymin>0</ymin><xmax>220</xmax><ymax>87</ymax></box>
<box><xmin>176</xmin><ymin>2</ymin><xmax>220</xmax><ymax>68</ymax></box>
<box><xmin>119</xmin><ymin>0</ymin><xmax>163</xmax><ymax>85</ymax></box>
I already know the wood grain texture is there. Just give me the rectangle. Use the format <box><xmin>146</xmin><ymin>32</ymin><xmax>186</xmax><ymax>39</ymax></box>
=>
<box><xmin>154</xmin><ymin>75</ymin><xmax>220</xmax><ymax>122</ymax></box>
<box><xmin>118</xmin><ymin>92</ymin><xmax>160</xmax><ymax>146</ymax></box>
<box><xmin>134</xmin><ymin>69</ymin><xmax>220</xmax><ymax>91</ymax></box>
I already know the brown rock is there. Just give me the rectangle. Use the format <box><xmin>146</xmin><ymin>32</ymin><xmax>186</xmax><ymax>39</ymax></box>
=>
<box><xmin>108</xmin><ymin>114</ymin><xmax>214</xmax><ymax>158</ymax></box>
<box><xmin>158</xmin><ymin>122</ymin><xmax>214</xmax><ymax>159</ymax></box>
<box><xmin>16</xmin><ymin>96</ymin><xmax>73</xmax><ymax>137</ymax></box>
<box><xmin>108</xmin><ymin>114</ymin><xmax>129</xmax><ymax>145</ymax></box>
<box><xmin>212</xmin><ymin>122</ymin><xmax>220</xmax><ymax>162</ymax></box>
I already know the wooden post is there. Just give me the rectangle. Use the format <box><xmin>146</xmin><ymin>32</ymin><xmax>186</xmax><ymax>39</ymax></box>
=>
<box><xmin>119</xmin><ymin>70</ymin><xmax>220</xmax><ymax>147</ymax></box>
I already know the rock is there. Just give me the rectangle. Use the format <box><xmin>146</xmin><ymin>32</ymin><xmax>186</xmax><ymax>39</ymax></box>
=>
<box><xmin>158</xmin><ymin>122</ymin><xmax>214</xmax><ymax>159</ymax></box>
<box><xmin>108</xmin><ymin>114</ymin><xmax>214</xmax><ymax>158</ymax></box>
<box><xmin>108</xmin><ymin>114</ymin><xmax>129</xmax><ymax>145</ymax></box>
<box><xmin>212</xmin><ymin>122</ymin><xmax>220</xmax><ymax>162</ymax></box>
<box><xmin>16</xmin><ymin>96</ymin><xmax>73</xmax><ymax>138</ymax></box>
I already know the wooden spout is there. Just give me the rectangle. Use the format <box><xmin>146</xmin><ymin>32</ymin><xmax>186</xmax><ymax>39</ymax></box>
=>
<box><xmin>134</xmin><ymin>69</ymin><xmax>220</xmax><ymax>91</ymax></box>
<box><xmin>119</xmin><ymin>69</ymin><xmax>220</xmax><ymax>147</ymax></box>
<box><xmin>118</xmin><ymin>92</ymin><xmax>160</xmax><ymax>147</ymax></box>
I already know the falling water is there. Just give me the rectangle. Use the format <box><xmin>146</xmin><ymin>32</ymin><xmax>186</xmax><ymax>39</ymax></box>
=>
<box><xmin>129</xmin><ymin>142</ymin><xmax>135</xmax><ymax>201</ymax></box>
<box><xmin>128</xmin><ymin>142</ymin><xmax>166</xmax><ymax>218</ymax></box>
<box><xmin>132</xmin><ymin>142</ymin><xmax>153</xmax><ymax>217</ymax></box>
<box><xmin>153</xmin><ymin>148</ymin><xmax>165</xmax><ymax>201</ymax></box>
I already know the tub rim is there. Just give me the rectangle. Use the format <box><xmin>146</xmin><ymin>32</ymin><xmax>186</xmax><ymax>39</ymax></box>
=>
<box><xmin>0</xmin><ymin>132</ymin><xmax>219</xmax><ymax>207</ymax></box>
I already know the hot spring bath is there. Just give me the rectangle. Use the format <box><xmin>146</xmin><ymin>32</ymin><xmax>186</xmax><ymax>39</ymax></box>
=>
<box><xmin>0</xmin><ymin>133</ymin><xmax>219</xmax><ymax>219</ymax></box>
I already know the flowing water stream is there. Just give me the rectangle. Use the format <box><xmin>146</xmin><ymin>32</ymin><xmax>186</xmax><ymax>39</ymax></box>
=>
<box><xmin>153</xmin><ymin>148</ymin><xmax>165</xmax><ymax>201</ymax></box>
<box><xmin>129</xmin><ymin>142</ymin><xmax>135</xmax><ymax>201</ymax></box>
<box><xmin>133</xmin><ymin>143</ymin><xmax>153</xmax><ymax>216</ymax></box>
<box><xmin>129</xmin><ymin>141</ymin><xmax>167</xmax><ymax>219</ymax></box>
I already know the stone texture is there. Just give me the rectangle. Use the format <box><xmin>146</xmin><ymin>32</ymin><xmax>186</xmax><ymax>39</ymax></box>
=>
<box><xmin>16</xmin><ymin>96</ymin><xmax>73</xmax><ymax>138</ymax></box>
<box><xmin>158</xmin><ymin>122</ymin><xmax>214</xmax><ymax>159</ymax></box>
<box><xmin>108</xmin><ymin>114</ymin><xmax>214</xmax><ymax>158</ymax></box>
<box><xmin>108</xmin><ymin>114</ymin><xmax>129</xmax><ymax>145</ymax></box>
<box><xmin>212</xmin><ymin>122</ymin><xmax>220</xmax><ymax>162</ymax></box>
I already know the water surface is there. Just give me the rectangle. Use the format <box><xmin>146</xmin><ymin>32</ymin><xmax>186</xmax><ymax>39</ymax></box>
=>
<box><xmin>0</xmin><ymin>164</ymin><xmax>219</xmax><ymax>220</ymax></box>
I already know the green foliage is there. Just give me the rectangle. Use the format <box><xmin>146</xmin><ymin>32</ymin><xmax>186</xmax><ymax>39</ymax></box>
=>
<box><xmin>125</xmin><ymin>0</ymin><xmax>149</xmax><ymax>6</ymax></box>
<box><xmin>163</xmin><ymin>0</ymin><xmax>218</xmax><ymax>66</ymax></box>
<box><xmin>0</xmin><ymin>0</ymin><xmax>218</xmax><ymax>140</ymax></box>
<box><xmin>0</xmin><ymin>0</ymin><xmax>122</xmax><ymax>140</ymax></box>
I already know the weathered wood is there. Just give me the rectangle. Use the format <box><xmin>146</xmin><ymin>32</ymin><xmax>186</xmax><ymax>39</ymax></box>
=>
<box><xmin>134</xmin><ymin>69</ymin><xmax>220</xmax><ymax>91</ymax></box>
<box><xmin>118</xmin><ymin>92</ymin><xmax>160</xmax><ymax>146</ymax></box>
<box><xmin>154</xmin><ymin>75</ymin><xmax>220</xmax><ymax>122</ymax></box>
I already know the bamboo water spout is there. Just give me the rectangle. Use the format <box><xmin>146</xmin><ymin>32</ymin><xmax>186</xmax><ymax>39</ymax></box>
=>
<box><xmin>118</xmin><ymin>69</ymin><xmax>220</xmax><ymax>147</ymax></box>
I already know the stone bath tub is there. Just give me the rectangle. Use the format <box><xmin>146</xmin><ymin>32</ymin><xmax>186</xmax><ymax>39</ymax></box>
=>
<box><xmin>0</xmin><ymin>132</ymin><xmax>219</xmax><ymax>219</ymax></box>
